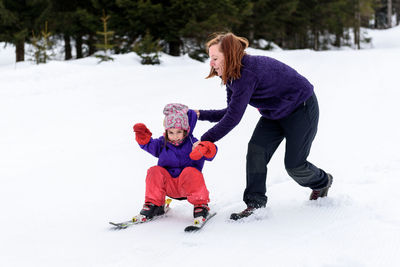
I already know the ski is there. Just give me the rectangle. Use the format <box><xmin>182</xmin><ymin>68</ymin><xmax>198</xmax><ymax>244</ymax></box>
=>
<box><xmin>109</xmin><ymin>199</ymin><xmax>172</xmax><ymax>229</ymax></box>
<box><xmin>184</xmin><ymin>212</ymin><xmax>217</xmax><ymax>232</ymax></box>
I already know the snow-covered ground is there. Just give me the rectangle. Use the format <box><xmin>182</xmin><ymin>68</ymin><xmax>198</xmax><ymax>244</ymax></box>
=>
<box><xmin>1</xmin><ymin>26</ymin><xmax>400</xmax><ymax>267</ymax></box>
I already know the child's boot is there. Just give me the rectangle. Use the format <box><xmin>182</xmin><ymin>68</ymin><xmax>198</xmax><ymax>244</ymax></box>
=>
<box><xmin>140</xmin><ymin>202</ymin><xmax>165</xmax><ymax>219</ymax></box>
<box><xmin>193</xmin><ymin>204</ymin><xmax>210</xmax><ymax>218</ymax></box>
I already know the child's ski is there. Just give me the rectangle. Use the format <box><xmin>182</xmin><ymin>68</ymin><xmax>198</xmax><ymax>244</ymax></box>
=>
<box><xmin>184</xmin><ymin>212</ymin><xmax>217</xmax><ymax>232</ymax></box>
<box><xmin>109</xmin><ymin>199</ymin><xmax>172</xmax><ymax>229</ymax></box>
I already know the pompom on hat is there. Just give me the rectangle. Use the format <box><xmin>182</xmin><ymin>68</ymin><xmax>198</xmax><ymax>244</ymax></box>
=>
<box><xmin>163</xmin><ymin>103</ymin><xmax>190</xmax><ymax>131</ymax></box>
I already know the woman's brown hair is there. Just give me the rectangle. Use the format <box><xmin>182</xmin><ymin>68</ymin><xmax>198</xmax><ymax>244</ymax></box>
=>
<box><xmin>206</xmin><ymin>32</ymin><xmax>249</xmax><ymax>85</ymax></box>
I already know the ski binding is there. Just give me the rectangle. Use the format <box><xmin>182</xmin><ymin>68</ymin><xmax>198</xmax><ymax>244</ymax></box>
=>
<box><xmin>184</xmin><ymin>212</ymin><xmax>216</xmax><ymax>232</ymax></box>
<box><xmin>109</xmin><ymin>199</ymin><xmax>172</xmax><ymax>229</ymax></box>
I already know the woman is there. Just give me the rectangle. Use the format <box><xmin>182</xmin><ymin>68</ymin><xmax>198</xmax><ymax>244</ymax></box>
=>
<box><xmin>196</xmin><ymin>33</ymin><xmax>332</xmax><ymax>220</ymax></box>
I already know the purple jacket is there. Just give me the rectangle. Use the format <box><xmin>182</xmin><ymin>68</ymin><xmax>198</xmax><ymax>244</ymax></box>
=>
<box><xmin>199</xmin><ymin>54</ymin><xmax>314</xmax><ymax>142</ymax></box>
<box><xmin>139</xmin><ymin>110</ymin><xmax>216</xmax><ymax>178</ymax></box>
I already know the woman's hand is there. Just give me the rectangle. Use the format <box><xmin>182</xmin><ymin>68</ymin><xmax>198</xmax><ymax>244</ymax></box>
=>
<box><xmin>194</xmin><ymin>110</ymin><xmax>200</xmax><ymax>118</ymax></box>
<box><xmin>192</xmin><ymin>140</ymin><xmax>200</xmax><ymax>149</ymax></box>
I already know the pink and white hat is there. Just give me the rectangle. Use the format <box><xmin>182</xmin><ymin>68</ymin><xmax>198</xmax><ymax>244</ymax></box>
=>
<box><xmin>163</xmin><ymin>103</ymin><xmax>190</xmax><ymax>131</ymax></box>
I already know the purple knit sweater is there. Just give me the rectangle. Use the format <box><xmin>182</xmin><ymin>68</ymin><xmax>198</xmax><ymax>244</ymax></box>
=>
<box><xmin>199</xmin><ymin>54</ymin><xmax>314</xmax><ymax>142</ymax></box>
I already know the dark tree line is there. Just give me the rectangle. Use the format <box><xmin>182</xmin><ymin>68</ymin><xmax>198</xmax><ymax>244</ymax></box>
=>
<box><xmin>1</xmin><ymin>0</ymin><xmax>399</xmax><ymax>63</ymax></box>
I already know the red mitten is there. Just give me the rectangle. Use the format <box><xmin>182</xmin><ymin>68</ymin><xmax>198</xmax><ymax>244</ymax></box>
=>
<box><xmin>190</xmin><ymin>141</ymin><xmax>217</xmax><ymax>160</ymax></box>
<box><xmin>133</xmin><ymin>123</ymin><xmax>152</xmax><ymax>145</ymax></box>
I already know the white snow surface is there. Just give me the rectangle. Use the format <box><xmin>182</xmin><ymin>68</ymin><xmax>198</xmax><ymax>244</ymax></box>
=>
<box><xmin>1</xmin><ymin>27</ymin><xmax>400</xmax><ymax>267</ymax></box>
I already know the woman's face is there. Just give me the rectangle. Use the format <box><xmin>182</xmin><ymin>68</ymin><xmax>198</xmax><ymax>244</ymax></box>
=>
<box><xmin>209</xmin><ymin>44</ymin><xmax>225</xmax><ymax>77</ymax></box>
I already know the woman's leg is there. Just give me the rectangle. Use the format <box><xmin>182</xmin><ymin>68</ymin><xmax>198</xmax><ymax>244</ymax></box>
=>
<box><xmin>281</xmin><ymin>92</ymin><xmax>331</xmax><ymax>190</ymax></box>
<box><xmin>244</xmin><ymin>117</ymin><xmax>284</xmax><ymax>207</ymax></box>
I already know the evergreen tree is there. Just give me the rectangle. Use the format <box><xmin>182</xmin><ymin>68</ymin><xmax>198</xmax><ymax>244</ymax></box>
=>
<box><xmin>91</xmin><ymin>0</ymin><xmax>126</xmax><ymax>53</ymax></box>
<box><xmin>48</xmin><ymin>0</ymin><xmax>100</xmax><ymax>59</ymax></box>
<box><xmin>179</xmin><ymin>0</ymin><xmax>252</xmax><ymax>60</ymax></box>
<box><xmin>95</xmin><ymin>10</ymin><xmax>114</xmax><ymax>62</ymax></box>
<box><xmin>29</xmin><ymin>21</ymin><xmax>54</xmax><ymax>64</ymax></box>
<box><xmin>116</xmin><ymin>0</ymin><xmax>163</xmax><ymax>53</ymax></box>
<box><xmin>132</xmin><ymin>30</ymin><xmax>161</xmax><ymax>65</ymax></box>
<box><xmin>348</xmin><ymin>0</ymin><xmax>375</xmax><ymax>49</ymax></box>
<box><xmin>46</xmin><ymin>0</ymin><xmax>80</xmax><ymax>60</ymax></box>
<box><xmin>117</xmin><ymin>0</ymin><xmax>251</xmax><ymax>59</ymax></box>
<box><xmin>1</xmin><ymin>0</ymin><xmax>393</xmax><ymax>60</ymax></box>
<box><xmin>72</xmin><ymin>1</ymin><xmax>98</xmax><ymax>58</ymax></box>
<box><xmin>0</xmin><ymin>0</ymin><xmax>49</xmax><ymax>62</ymax></box>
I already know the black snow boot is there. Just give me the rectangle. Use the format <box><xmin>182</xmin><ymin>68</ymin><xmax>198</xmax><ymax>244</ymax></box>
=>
<box><xmin>309</xmin><ymin>173</ymin><xmax>333</xmax><ymax>200</ymax></box>
<box><xmin>193</xmin><ymin>204</ymin><xmax>210</xmax><ymax>218</ymax></box>
<box><xmin>230</xmin><ymin>204</ymin><xmax>265</xmax><ymax>221</ymax></box>
<box><xmin>140</xmin><ymin>202</ymin><xmax>165</xmax><ymax>219</ymax></box>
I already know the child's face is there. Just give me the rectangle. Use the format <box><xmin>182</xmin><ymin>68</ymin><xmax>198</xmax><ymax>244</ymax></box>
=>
<box><xmin>167</xmin><ymin>128</ymin><xmax>185</xmax><ymax>142</ymax></box>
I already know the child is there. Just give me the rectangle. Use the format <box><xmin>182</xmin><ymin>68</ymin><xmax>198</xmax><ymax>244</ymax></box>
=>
<box><xmin>133</xmin><ymin>103</ymin><xmax>217</xmax><ymax>224</ymax></box>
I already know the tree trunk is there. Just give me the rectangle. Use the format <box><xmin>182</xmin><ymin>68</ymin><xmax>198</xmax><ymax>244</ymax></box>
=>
<box><xmin>387</xmin><ymin>0</ymin><xmax>392</xmax><ymax>28</ymax></box>
<box><xmin>76</xmin><ymin>34</ymin><xmax>83</xmax><ymax>59</ymax></box>
<box><xmin>64</xmin><ymin>34</ymin><xmax>72</xmax><ymax>60</ymax></box>
<box><xmin>168</xmin><ymin>40</ymin><xmax>180</xmax><ymax>56</ymax></box>
<box><xmin>248</xmin><ymin>27</ymin><xmax>254</xmax><ymax>45</ymax></box>
<box><xmin>87</xmin><ymin>34</ymin><xmax>96</xmax><ymax>56</ymax></box>
<box><xmin>334</xmin><ymin>32</ymin><xmax>341</xmax><ymax>47</ymax></box>
<box><xmin>354</xmin><ymin>1</ymin><xmax>361</xmax><ymax>49</ymax></box>
<box><xmin>313</xmin><ymin>30</ymin><xmax>319</xmax><ymax>50</ymax></box>
<box><xmin>15</xmin><ymin>39</ymin><xmax>25</xmax><ymax>62</ymax></box>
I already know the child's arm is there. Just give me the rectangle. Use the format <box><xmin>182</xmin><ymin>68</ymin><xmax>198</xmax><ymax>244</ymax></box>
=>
<box><xmin>133</xmin><ymin>123</ymin><xmax>152</xmax><ymax>145</ymax></box>
<box><xmin>190</xmin><ymin>141</ymin><xmax>217</xmax><ymax>161</ymax></box>
<box><xmin>133</xmin><ymin>123</ymin><xmax>163</xmax><ymax>157</ymax></box>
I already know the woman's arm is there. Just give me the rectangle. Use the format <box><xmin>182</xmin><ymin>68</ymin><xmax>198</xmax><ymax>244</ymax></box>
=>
<box><xmin>196</xmin><ymin>87</ymin><xmax>232</xmax><ymax>122</ymax></box>
<box><xmin>200</xmin><ymin>71</ymin><xmax>258</xmax><ymax>142</ymax></box>
<box><xmin>198</xmin><ymin>108</ymin><xmax>227</xmax><ymax>122</ymax></box>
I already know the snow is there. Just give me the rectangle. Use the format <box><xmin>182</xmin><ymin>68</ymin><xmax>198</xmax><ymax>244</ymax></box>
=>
<box><xmin>1</xmin><ymin>26</ymin><xmax>400</xmax><ymax>267</ymax></box>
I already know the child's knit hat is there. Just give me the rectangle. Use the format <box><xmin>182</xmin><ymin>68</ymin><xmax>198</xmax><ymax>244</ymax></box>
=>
<box><xmin>163</xmin><ymin>103</ymin><xmax>190</xmax><ymax>131</ymax></box>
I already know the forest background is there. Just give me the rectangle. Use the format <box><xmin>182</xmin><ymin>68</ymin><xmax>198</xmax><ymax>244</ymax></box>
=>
<box><xmin>1</xmin><ymin>0</ymin><xmax>399</xmax><ymax>63</ymax></box>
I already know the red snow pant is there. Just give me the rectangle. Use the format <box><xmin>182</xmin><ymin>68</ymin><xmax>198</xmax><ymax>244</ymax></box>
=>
<box><xmin>144</xmin><ymin>166</ymin><xmax>210</xmax><ymax>206</ymax></box>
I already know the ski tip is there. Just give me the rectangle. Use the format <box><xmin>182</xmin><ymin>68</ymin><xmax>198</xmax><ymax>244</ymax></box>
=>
<box><xmin>184</xmin><ymin>212</ymin><xmax>217</xmax><ymax>232</ymax></box>
<box><xmin>184</xmin><ymin>225</ymin><xmax>201</xmax><ymax>232</ymax></box>
<box><xmin>109</xmin><ymin>222</ymin><xmax>128</xmax><ymax>229</ymax></box>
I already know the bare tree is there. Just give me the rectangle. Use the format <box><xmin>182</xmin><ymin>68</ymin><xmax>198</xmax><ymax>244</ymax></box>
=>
<box><xmin>388</xmin><ymin>0</ymin><xmax>393</xmax><ymax>27</ymax></box>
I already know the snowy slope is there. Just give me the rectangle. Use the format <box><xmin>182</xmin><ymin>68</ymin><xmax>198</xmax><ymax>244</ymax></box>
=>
<box><xmin>1</xmin><ymin>26</ymin><xmax>400</xmax><ymax>267</ymax></box>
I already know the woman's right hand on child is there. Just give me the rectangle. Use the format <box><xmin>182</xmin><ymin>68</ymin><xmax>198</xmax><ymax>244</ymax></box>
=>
<box><xmin>133</xmin><ymin>123</ymin><xmax>152</xmax><ymax>145</ymax></box>
<box><xmin>192</xmin><ymin>140</ymin><xmax>200</xmax><ymax>149</ymax></box>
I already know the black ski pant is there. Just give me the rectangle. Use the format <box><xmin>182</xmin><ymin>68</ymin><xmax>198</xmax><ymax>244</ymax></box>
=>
<box><xmin>244</xmin><ymin>92</ymin><xmax>329</xmax><ymax>207</ymax></box>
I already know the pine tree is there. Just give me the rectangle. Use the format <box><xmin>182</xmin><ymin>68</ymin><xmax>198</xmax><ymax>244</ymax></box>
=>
<box><xmin>95</xmin><ymin>10</ymin><xmax>114</xmax><ymax>62</ymax></box>
<box><xmin>0</xmin><ymin>0</ymin><xmax>49</xmax><ymax>62</ymax></box>
<box><xmin>179</xmin><ymin>0</ymin><xmax>252</xmax><ymax>61</ymax></box>
<box><xmin>350</xmin><ymin>0</ymin><xmax>375</xmax><ymax>49</ymax></box>
<box><xmin>132</xmin><ymin>30</ymin><xmax>161</xmax><ymax>65</ymax></box>
<box><xmin>116</xmin><ymin>0</ymin><xmax>163</xmax><ymax>53</ymax></box>
<box><xmin>46</xmin><ymin>0</ymin><xmax>78</xmax><ymax>60</ymax></box>
<box><xmin>29</xmin><ymin>21</ymin><xmax>54</xmax><ymax>64</ymax></box>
